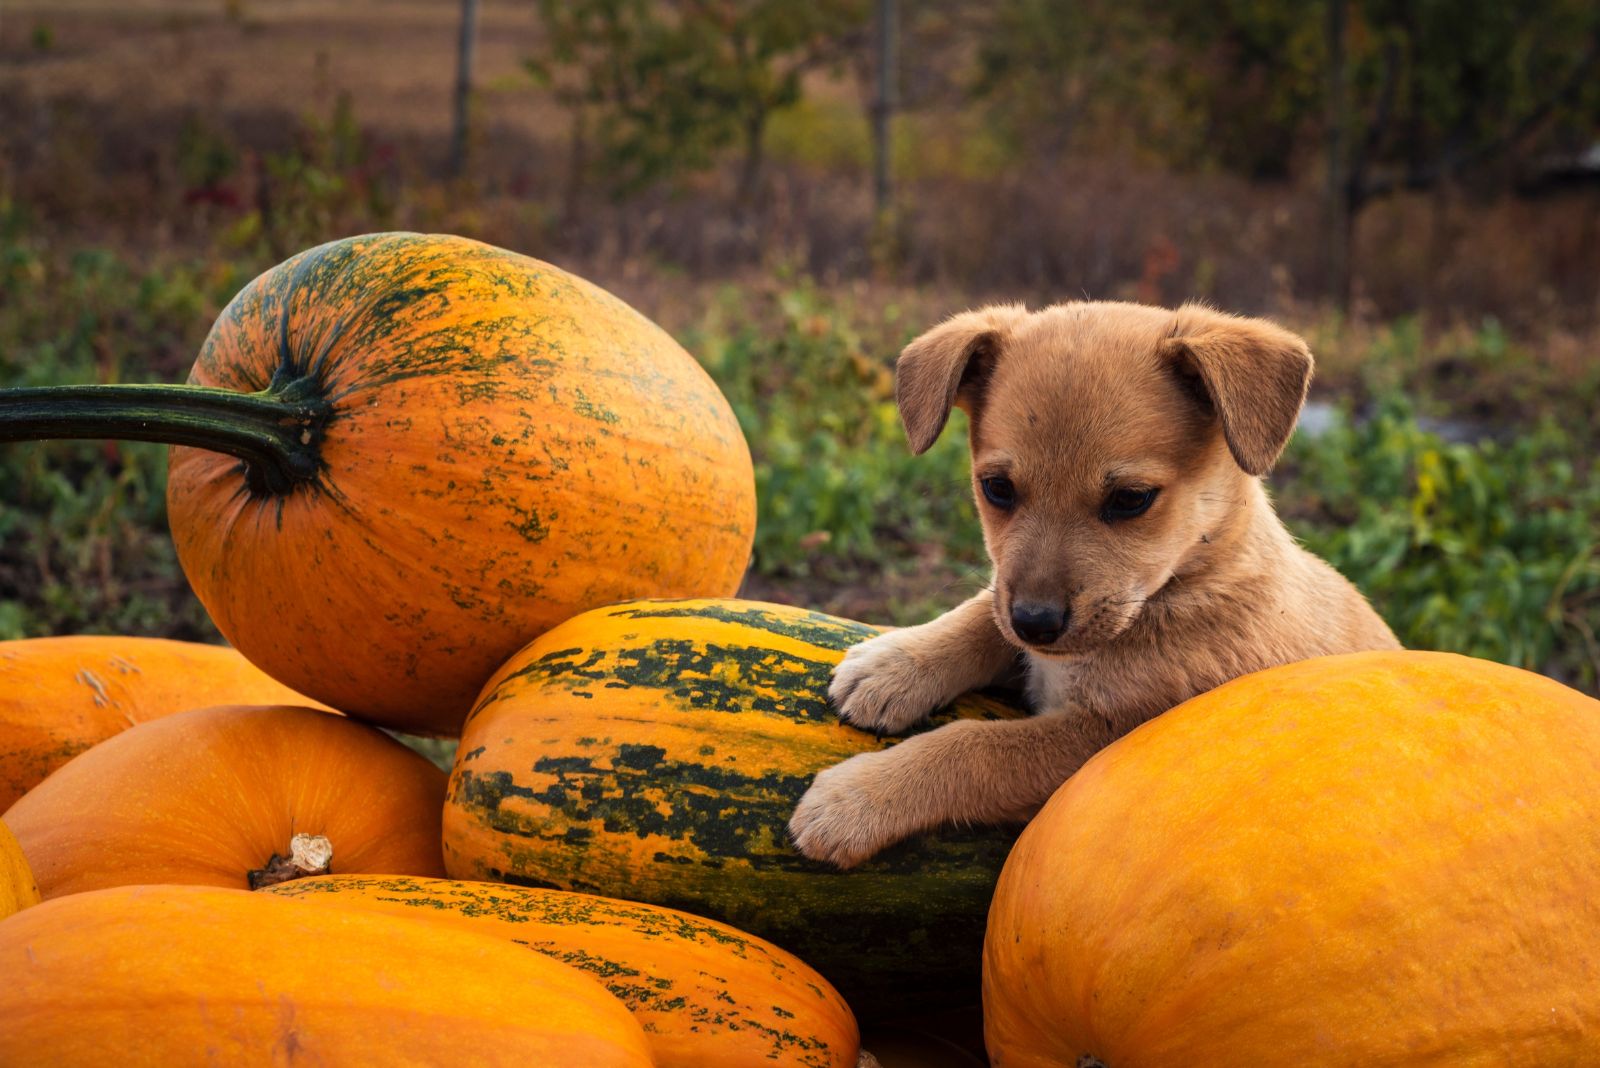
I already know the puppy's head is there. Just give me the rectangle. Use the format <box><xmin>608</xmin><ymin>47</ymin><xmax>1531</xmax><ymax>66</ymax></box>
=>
<box><xmin>897</xmin><ymin>300</ymin><xmax>1311</xmax><ymax>655</ymax></box>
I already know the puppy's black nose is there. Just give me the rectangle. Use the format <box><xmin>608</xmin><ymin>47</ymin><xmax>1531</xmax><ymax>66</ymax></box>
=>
<box><xmin>1010</xmin><ymin>602</ymin><xmax>1067</xmax><ymax>646</ymax></box>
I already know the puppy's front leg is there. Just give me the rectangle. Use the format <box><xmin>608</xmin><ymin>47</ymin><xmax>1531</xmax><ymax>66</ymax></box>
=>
<box><xmin>830</xmin><ymin>591</ymin><xmax>1017</xmax><ymax>735</ymax></box>
<box><xmin>788</xmin><ymin>710</ymin><xmax>1118</xmax><ymax>868</ymax></box>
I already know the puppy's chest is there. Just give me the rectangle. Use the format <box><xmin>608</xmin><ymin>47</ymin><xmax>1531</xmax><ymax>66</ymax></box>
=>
<box><xmin>1024</xmin><ymin>656</ymin><xmax>1087</xmax><ymax>715</ymax></box>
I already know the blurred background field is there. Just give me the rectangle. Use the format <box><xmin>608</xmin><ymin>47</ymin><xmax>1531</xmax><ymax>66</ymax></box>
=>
<box><xmin>1</xmin><ymin>0</ymin><xmax>1597</xmax><ymax>693</ymax></box>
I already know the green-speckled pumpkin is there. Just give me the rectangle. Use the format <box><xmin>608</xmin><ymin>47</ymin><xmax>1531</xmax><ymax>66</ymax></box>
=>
<box><xmin>442</xmin><ymin>597</ymin><xmax>1026</xmax><ymax>1020</ymax></box>
<box><xmin>264</xmin><ymin>874</ymin><xmax>859</xmax><ymax>1068</ymax></box>
<box><xmin>0</xmin><ymin>234</ymin><xmax>755</xmax><ymax>736</ymax></box>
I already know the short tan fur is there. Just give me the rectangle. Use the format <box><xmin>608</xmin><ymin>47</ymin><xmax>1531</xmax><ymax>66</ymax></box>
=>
<box><xmin>789</xmin><ymin>300</ymin><xmax>1399</xmax><ymax>868</ymax></box>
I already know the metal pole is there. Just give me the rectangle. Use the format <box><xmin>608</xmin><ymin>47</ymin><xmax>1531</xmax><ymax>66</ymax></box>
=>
<box><xmin>873</xmin><ymin>0</ymin><xmax>897</xmax><ymax>217</ymax></box>
<box><xmin>450</xmin><ymin>0</ymin><xmax>482</xmax><ymax>178</ymax></box>
<box><xmin>1325</xmin><ymin>0</ymin><xmax>1350</xmax><ymax>308</ymax></box>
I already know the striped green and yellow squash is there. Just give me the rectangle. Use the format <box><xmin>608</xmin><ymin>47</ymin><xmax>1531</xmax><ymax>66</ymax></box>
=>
<box><xmin>442</xmin><ymin>598</ymin><xmax>1027</xmax><ymax>1020</ymax></box>
<box><xmin>265</xmin><ymin>874</ymin><xmax>858</xmax><ymax>1068</ymax></box>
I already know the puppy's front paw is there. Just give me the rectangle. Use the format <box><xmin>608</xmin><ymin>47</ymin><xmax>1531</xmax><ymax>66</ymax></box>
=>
<box><xmin>788</xmin><ymin>752</ymin><xmax>899</xmax><ymax>869</ymax></box>
<box><xmin>829</xmin><ymin>630</ymin><xmax>948</xmax><ymax>735</ymax></box>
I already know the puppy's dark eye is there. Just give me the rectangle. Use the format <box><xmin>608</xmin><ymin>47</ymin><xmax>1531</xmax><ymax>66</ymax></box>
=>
<box><xmin>980</xmin><ymin>476</ymin><xmax>1017</xmax><ymax>510</ymax></box>
<box><xmin>1102</xmin><ymin>486</ymin><xmax>1159</xmax><ymax>521</ymax></box>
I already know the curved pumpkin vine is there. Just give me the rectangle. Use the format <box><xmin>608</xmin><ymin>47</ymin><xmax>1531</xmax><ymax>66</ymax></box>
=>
<box><xmin>0</xmin><ymin>373</ymin><xmax>328</xmax><ymax>496</ymax></box>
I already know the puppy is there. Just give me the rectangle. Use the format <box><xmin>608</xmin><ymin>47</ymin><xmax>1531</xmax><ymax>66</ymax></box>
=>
<box><xmin>788</xmin><ymin>300</ymin><xmax>1400</xmax><ymax>868</ymax></box>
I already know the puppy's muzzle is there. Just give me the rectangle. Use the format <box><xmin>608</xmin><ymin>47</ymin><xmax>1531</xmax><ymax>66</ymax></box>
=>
<box><xmin>1010</xmin><ymin>602</ymin><xmax>1068</xmax><ymax>646</ymax></box>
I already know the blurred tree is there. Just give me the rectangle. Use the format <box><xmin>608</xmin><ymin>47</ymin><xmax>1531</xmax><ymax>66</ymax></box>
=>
<box><xmin>970</xmin><ymin>0</ymin><xmax>1181</xmax><ymax>167</ymax></box>
<box><xmin>528</xmin><ymin>0</ymin><xmax>870</xmax><ymax>205</ymax></box>
<box><xmin>1333</xmin><ymin>1</ymin><xmax>1600</xmax><ymax>201</ymax></box>
<box><xmin>1183</xmin><ymin>0</ymin><xmax>1600</xmax><ymax>301</ymax></box>
<box><xmin>971</xmin><ymin>0</ymin><xmax>1600</xmax><ymax>301</ymax></box>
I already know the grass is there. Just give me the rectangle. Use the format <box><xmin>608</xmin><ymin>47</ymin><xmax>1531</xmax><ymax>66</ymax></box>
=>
<box><xmin>1281</xmin><ymin>395</ymin><xmax>1600</xmax><ymax>690</ymax></box>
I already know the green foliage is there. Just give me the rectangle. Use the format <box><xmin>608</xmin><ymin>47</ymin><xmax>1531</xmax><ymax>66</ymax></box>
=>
<box><xmin>1280</xmin><ymin>395</ymin><xmax>1600</xmax><ymax>689</ymax></box>
<box><xmin>764</xmin><ymin>97</ymin><xmax>874</xmax><ymax>170</ymax></box>
<box><xmin>176</xmin><ymin>115</ymin><xmax>241</xmax><ymax>194</ymax></box>
<box><xmin>1345</xmin><ymin>0</ymin><xmax>1600</xmax><ymax>163</ymax></box>
<box><xmin>765</xmin><ymin>97</ymin><xmax>1020</xmax><ymax>182</ymax></box>
<box><xmin>0</xmin><ymin>205</ymin><xmax>237</xmax><ymax>642</ymax></box>
<box><xmin>689</xmin><ymin>284</ymin><xmax>984</xmax><ymax>577</ymax></box>
<box><xmin>528</xmin><ymin>0</ymin><xmax>869</xmax><ymax>197</ymax></box>
<box><xmin>971</xmin><ymin>0</ymin><xmax>1203</xmax><ymax>164</ymax></box>
<box><xmin>251</xmin><ymin>92</ymin><xmax>392</xmax><ymax>258</ymax></box>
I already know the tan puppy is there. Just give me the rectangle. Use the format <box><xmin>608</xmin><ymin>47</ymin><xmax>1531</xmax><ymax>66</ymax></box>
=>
<box><xmin>788</xmin><ymin>300</ymin><xmax>1400</xmax><ymax>868</ymax></box>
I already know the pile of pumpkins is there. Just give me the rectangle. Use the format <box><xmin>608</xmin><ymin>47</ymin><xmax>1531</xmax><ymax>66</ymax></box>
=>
<box><xmin>2</xmin><ymin>232</ymin><xmax>1598</xmax><ymax>1066</ymax></box>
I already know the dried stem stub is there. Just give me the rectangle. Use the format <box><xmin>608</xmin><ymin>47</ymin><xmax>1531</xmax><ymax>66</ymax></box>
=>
<box><xmin>247</xmin><ymin>833</ymin><xmax>333</xmax><ymax>890</ymax></box>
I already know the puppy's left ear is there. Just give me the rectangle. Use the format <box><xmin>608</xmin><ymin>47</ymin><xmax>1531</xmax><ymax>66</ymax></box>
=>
<box><xmin>1161</xmin><ymin>304</ymin><xmax>1313</xmax><ymax>476</ymax></box>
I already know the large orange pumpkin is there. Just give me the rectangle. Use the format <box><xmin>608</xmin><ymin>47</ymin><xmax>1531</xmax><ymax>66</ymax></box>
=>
<box><xmin>4</xmin><ymin>703</ymin><xmax>446</xmax><ymax>898</ymax></box>
<box><xmin>0</xmin><ymin>233</ymin><xmax>755</xmax><ymax>735</ymax></box>
<box><xmin>0</xmin><ymin>883</ymin><xmax>655</xmax><ymax>1066</ymax></box>
<box><xmin>0</xmin><ymin>819</ymin><xmax>39</xmax><ymax>918</ymax></box>
<box><xmin>0</xmin><ymin>634</ymin><xmax>328</xmax><ymax>809</ymax></box>
<box><xmin>265</xmin><ymin>874</ymin><xmax>859</xmax><ymax>1068</ymax></box>
<box><xmin>983</xmin><ymin>651</ymin><xmax>1600</xmax><ymax>1067</ymax></box>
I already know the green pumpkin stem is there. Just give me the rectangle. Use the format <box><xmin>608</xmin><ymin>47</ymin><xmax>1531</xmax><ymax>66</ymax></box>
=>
<box><xmin>0</xmin><ymin>380</ymin><xmax>329</xmax><ymax>496</ymax></box>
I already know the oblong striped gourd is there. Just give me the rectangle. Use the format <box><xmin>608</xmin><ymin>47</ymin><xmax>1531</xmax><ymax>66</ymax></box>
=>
<box><xmin>265</xmin><ymin>874</ymin><xmax>858</xmax><ymax>1068</ymax></box>
<box><xmin>442</xmin><ymin>598</ymin><xmax>1026</xmax><ymax>1020</ymax></box>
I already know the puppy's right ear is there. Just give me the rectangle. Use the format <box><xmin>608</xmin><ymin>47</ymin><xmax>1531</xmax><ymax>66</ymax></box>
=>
<box><xmin>896</xmin><ymin>305</ymin><xmax>1025</xmax><ymax>454</ymax></box>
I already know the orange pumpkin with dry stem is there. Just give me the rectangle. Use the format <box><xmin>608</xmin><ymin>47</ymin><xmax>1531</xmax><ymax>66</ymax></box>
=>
<box><xmin>4</xmin><ymin>703</ymin><xmax>446</xmax><ymax>898</ymax></box>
